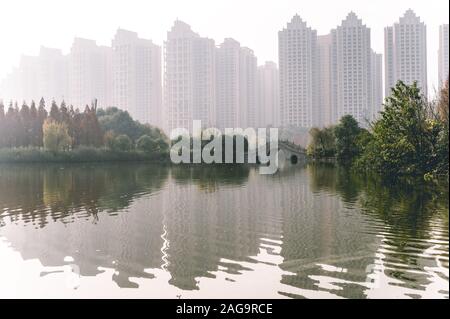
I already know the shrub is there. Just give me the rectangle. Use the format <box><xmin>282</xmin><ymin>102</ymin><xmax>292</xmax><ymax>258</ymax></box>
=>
<box><xmin>43</xmin><ymin>120</ymin><xmax>71</xmax><ymax>152</ymax></box>
<box><xmin>112</xmin><ymin>134</ymin><xmax>132</xmax><ymax>152</ymax></box>
<box><xmin>136</xmin><ymin>135</ymin><xmax>158</xmax><ymax>154</ymax></box>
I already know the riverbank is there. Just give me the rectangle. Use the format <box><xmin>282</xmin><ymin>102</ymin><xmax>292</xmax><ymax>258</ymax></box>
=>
<box><xmin>0</xmin><ymin>147</ymin><xmax>169</xmax><ymax>163</ymax></box>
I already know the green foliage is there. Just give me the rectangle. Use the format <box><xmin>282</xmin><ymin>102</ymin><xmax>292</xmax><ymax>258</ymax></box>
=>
<box><xmin>136</xmin><ymin>135</ymin><xmax>161</xmax><ymax>154</ymax></box>
<box><xmin>354</xmin><ymin>81</ymin><xmax>449</xmax><ymax>179</ymax></box>
<box><xmin>0</xmin><ymin>99</ymin><xmax>169</xmax><ymax>162</ymax></box>
<box><xmin>112</xmin><ymin>134</ymin><xmax>133</xmax><ymax>152</ymax></box>
<box><xmin>0</xmin><ymin>99</ymin><xmax>103</xmax><ymax>149</ymax></box>
<box><xmin>43</xmin><ymin>120</ymin><xmax>72</xmax><ymax>152</ymax></box>
<box><xmin>334</xmin><ymin>115</ymin><xmax>364</xmax><ymax>162</ymax></box>
<box><xmin>103</xmin><ymin>130</ymin><xmax>116</xmax><ymax>150</ymax></box>
<box><xmin>359</xmin><ymin>81</ymin><xmax>442</xmax><ymax>177</ymax></box>
<box><xmin>436</xmin><ymin>78</ymin><xmax>449</xmax><ymax>175</ymax></box>
<box><xmin>308</xmin><ymin>81</ymin><xmax>449</xmax><ymax>179</ymax></box>
<box><xmin>307</xmin><ymin>127</ymin><xmax>336</xmax><ymax>158</ymax></box>
<box><xmin>0</xmin><ymin>147</ymin><xmax>166</xmax><ymax>163</ymax></box>
<box><xmin>97</xmin><ymin>107</ymin><xmax>168</xmax><ymax>143</ymax></box>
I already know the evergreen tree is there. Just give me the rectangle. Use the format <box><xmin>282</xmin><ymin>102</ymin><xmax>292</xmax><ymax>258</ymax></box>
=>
<box><xmin>334</xmin><ymin>115</ymin><xmax>363</xmax><ymax>162</ymax></box>
<box><xmin>59</xmin><ymin>100</ymin><xmax>70</xmax><ymax>125</ymax></box>
<box><xmin>6</xmin><ymin>102</ymin><xmax>20</xmax><ymax>147</ymax></box>
<box><xmin>0</xmin><ymin>101</ymin><xmax>5</xmax><ymax>148</ymax></box>
<box><xmin>29</xmin><ymin>101</ymin><xmax>39</xmax><ymax>147</ymax></box>
<box><xmin>37</xmin><ymin>98</ymin><xmax>48</xmax><ymax>147</ymax></box>
<box><xmin>19</xmin><ymin>101</ymin><xmax>31</xmax><ymax>146</ymax></box>
<box><xmin>359</xmin><ymin>81</ymin><xmax>442</xmax><ymax>177</ymax></box>
<box><xmin>49</xmin><ymin>100</ymin><xmax>60</xmax><ymax>122</ymax></box>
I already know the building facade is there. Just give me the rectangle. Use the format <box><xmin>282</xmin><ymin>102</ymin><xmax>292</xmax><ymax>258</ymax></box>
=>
<box><xmin>438</xmin><ymin>24</ymin><xmax>449</xmax><ymax>88</ymax></box>
<box><xmin>257</xmin><ymin>61</ymin><xmax>280</xmax><ymax>128</ymax></box>
<box><xmin>112</xmin><ymin>29</ymin><xmax>162</xmax><ymax>126</ymax></box>
<box><xmin>215</xmin><ymin>38</ymin><xmax>257</xmax><ymax>129</ymax></box>
<box><xmin>164</xmin><ymin>20</ymin><xmax>216</xmax><ymax>133</ymax></box>
<box><xmin>69</xmin><ymin>38</ymin><xmax>112</xmax><ymax>109</ymax></box>
<box><xmin>331</xmin><ymin>12</ymin><xmax>372</xmax><ymax>125</ymax></box>
<box><xmin>371</xmin><ymin>51</ymin><xmax>383</xmax><ymax>120</ymax></box>
<box><xmin>385</xmin><ymin>9</ymin><xmax>428</xmax><ymax>97</ymax></box>
<box><xmin>317</xmin><ymin>35</ymin><xmax>333</xmax><ymax>127</ymax></box>
<box><xmin>278</xmin><ymin>15</ymin><xmax>318</xmax><ymax>128</ymax></box>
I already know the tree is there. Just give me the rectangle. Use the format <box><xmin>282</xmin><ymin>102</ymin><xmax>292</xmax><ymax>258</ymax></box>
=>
<box><xmin>59</xmin><ymin>101</ymin><xmax>71</xmax><ymax>125</ymax></box>
<box><xmin>29</xmin><ymin>101</ymin><xmax>39</xmax><ymax>147</ymax></box>
<box><xmin>136</xmin><ymin>135</ymin><xmax>159</xmax><ymax>154</ymax></box>
<box><xmin>84</xmin><ymin>101</ymin><xmax>103</xmax><ymax>147</ymax></box>
<box><xmin>5</xmin><ymin>102</ymin><xmax>20</xmax><ymax>147</ymax></box>
<box><xmin>307</xmin><ymin>126</ymin><xmax>336</xmax><ymax>159</ymax></box>
<box><xmin>436</xmin><ymin>78</ymin><xmax>449</xmax><ymax>176</ymax></box>
<box><xmin>361</xmin><ymin>81</ymin><xmax>441</xmax><ymax>177</ymax></box>
<box><xmin>97</xmin><ymin>107</ymin><xmax>168</xmax><ymax>142</ymax></box>
<box><xmin>49</xmin><ymin>100</ymin><xmax>60</xmax><ymax>122</ymax></box>
<box><xmin>19</xmin><ymin>101</ymin><xmax>31</xmax><ymax>146</ymax></box>
<box><xmin>437</xmin><ymin>78</ymin><xmax>449</xmax><ymax>126</ymax></box>
<box><xmin>103</xmin><ymin>130</ymin><xmax>116</xmax><ymax>150</ymax></box>
<box><xmin>334</xmin><ymin>115</ymin><xmax>363</xmax><ymax>162</ymax></box>
<box><xmin>112</xmin><ymin>134</ymin><xmax>132</xmax><ymax>152</ymax></box>
<box><xmin>37</xmin><ymin>98</ymin><xmax>48</xmax><ymax>147</ymax></box>
<box><xmin>43</xmin><ymin>120</ymin><xmax>71</xmax><ymax>152</ymax></box>
<box><xmin>0</xmin><ymin>101</ymin><xmax>5</xmax><ymax>148</ymax></box>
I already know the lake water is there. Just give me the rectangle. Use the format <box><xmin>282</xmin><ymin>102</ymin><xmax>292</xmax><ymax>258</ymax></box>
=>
<box><xmin>0</xmin><ymin>163</ymin><xmax>448</xmax><ymax>299</ymax></box>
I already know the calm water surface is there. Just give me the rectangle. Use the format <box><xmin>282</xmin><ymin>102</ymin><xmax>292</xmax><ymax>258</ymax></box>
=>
<box><xmin>0</xmin><ymin>163</ymin><xmax>448</xmax><ymax>298</ymax></box>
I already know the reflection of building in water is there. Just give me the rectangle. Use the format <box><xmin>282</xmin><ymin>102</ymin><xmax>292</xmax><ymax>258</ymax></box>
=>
<box><xmin>274</xmin><ymin>165</ymin><xmax>379</xmax><ymax>298</ymax></box>
<box><xmin>0</xmin><ymin>164</ymin><xmax>447</xmax><ymax>297</ymax></box>
<box><xmin>0</xmin><ymin>164</ymin><xmax>169</xmax><ymax>288</ymax></box>
<box><xmin>160</xmin><ymin>166</ymin><xmax>267</xmax><ymax>290</ymax></box>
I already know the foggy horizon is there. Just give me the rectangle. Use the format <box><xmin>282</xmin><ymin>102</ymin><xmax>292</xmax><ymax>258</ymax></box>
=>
<box><xmin>0</xmin><ymin>0</ymin><xmax>449</xmax><ymax>303</ymax></box>
<box><xmin>0</xmin><ymin>0</ymin><xmax>448</xmax><ymax>92</ymax></box>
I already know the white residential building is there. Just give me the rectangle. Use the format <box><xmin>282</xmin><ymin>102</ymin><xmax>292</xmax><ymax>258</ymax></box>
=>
<box><xmin>37</xmin><ymin>47</ymin><xmax>68</xmax><ymax>104</ymax></box>
<box><xmin>215</xmin><ymin>38</ymin><xmax>257</xmax><ymax>129</ymax></box>
<box><xmin>257</xmin><ymin>61</ymin><xmax>279</xmax><ymax>128</ymax></box>
<box><xmin>331</xmin><ymin>12</ymin><xmax>372</xmax><ymax>125</ymax></box>
<box><xmin>69</xmin><ymin>38</ymin><xmax>112</xmax><ymax>109</ymax></box>
<box><xmin>164</xmin><ymin>20</ymin><xmax>216</xmax><ymax>133</ymax></box>
<box><xmin>239</xmin><ymin>47</ymin><xmax>258</xmax><ymax>128</ymax></box>
<box><xmin>371</xmin><ymin>51</ymin><xmax>383</xmax><ymax>120</ymax></box>
<box><xmin>112</xmin><ymin>29</ymin><xmax>161</xmax><ymax>126</ymax></box>
<box><xmin>0</xmin><ymin>47</ymin><xmax>68</xmax><ymax>105</ymax></box>
<box><xmin>216</xmin><ymin>38</ymin><xmax>241</xmax><ymax>129</ymax></box>
<box><xmin>278</xmin><ymin>14</ymin><xmax>318</xmax><ymax>128</ymax></box>
<box><xmin>17</xmin><ymin>55</ymin><xmax>39</xmax><ymax>103</ymax></box>
<box><xmin>317</xmin><ymin>35</ymin><xmax>332</xmax><ymax>127</ymax></box>
<box><xmin>385</xmin><ymin>9</ymin><xmax>428</xmax><ymax>97</ymax></box>
<box><xmin>438</xmin><ymin>24</ymin><xmax>449</xmax><ymax>88</ymax></box>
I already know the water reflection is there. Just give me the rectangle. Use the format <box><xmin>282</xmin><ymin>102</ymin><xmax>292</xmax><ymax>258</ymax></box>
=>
<box><xmin>0</xmin><ymin>163</ymin><xmax>447</xmax><ymax>298</ymax></box>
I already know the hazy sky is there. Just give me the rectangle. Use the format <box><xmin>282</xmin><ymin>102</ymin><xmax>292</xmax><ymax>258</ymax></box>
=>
<box><xmin>0</xmin><ymin>0</ymin><xmax>448</xmax><ymax>91</ymax></box>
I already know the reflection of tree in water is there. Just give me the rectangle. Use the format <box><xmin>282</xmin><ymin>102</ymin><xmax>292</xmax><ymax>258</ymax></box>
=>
<box><xmin>0</xmin><ymin>163</ymin><xmax>446</xmax><ymax>296</ymax></box>
<box><xmin>279</xmin><ymin>163</ymin><xmax>448</xmax><ymax>298</ymax></box>
<box><xmin>0</xmin><ymin>164</ymin><xmax>170</xmax><ymax>288</ymax></box>
<box><xmin>309</xmin><ymin>163</ymin><xmax>364</xmax><ymax>204</ymax></box>
<box><xmin>0</xmin><ymin>164</ymin><xmax>260</xmax><ymax>290</ymax></box>
<box><xmin>0</xmin><ymin>164</ymin><xmax>169</xmax><ymax>228</ymax></box>
<box><xmin>163</xmin><ymin>164</ymin><xmax>263</xmax><ymax>290</ymax></box>
<box><xmin>272</xmin><ymin>165</ymin><xmax>373</xmax><ymax>298</ymax></box>
<box><xmin>357</xmin><ymin>176</ymin><xmax>449</xmax><ymax>292</ymax></box>
<box><xmin>170</xmin><ymin>165</ymin><xmax>250</xmax><ymax>191</ymax></box>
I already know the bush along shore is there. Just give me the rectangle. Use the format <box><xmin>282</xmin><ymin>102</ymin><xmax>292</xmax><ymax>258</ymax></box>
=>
<box><xmin>0</xmin><ymin>147</ymin><xmax>169</xmax><ymax>164</ymax></box>
<box><xmin>307</xmin><ymin>80</ymin><xmax>449</xmax><ymax>181</ymax></box>
<box><xmin>0</xmin><ymin>98</ymin><xmax>170</xmax><ymax>163</ymax></box>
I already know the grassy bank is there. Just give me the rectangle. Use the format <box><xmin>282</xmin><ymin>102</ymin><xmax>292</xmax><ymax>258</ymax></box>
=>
<box><xmin>0</xmin><ymin>147</ymin><xmax>169</xmax><ymax>163</ymax></box>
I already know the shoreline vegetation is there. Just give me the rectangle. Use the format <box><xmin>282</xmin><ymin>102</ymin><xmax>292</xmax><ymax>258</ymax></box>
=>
<box><xmin>0</xmin><ymin>146</ymin><xmax>168</xmax><ymax>164</ymax></box>
<box><xmin>1</xmin><ymin>80</ymin><xmax>448</xmax><ymax>183</ymax></box>
<box><xmin>307</xmin><ymin>80</ymin><xmax>449</xmax><ymax>181</ymax></box>
<box><xmin>0</xmin><ymin>99</ymin><xmax>171</xmax><ymax>164</ymax></box>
